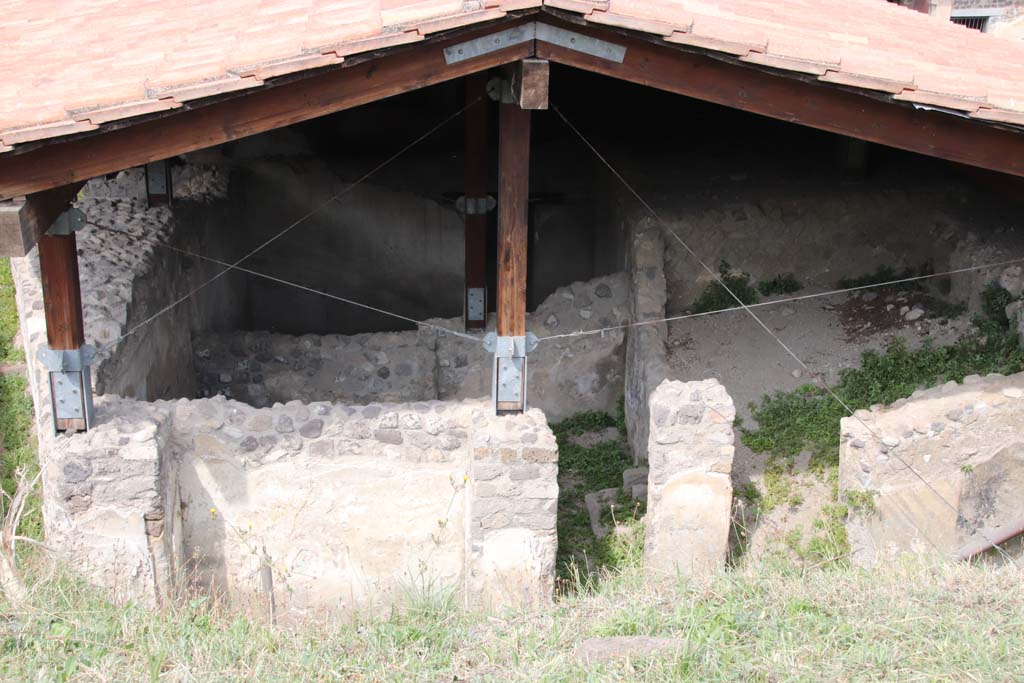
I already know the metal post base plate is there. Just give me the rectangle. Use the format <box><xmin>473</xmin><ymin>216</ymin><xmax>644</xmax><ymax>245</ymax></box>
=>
<box><xmin>37</xmin><ymin>344</ymin><xmax>96</xmax><ymax>433</ymax></box>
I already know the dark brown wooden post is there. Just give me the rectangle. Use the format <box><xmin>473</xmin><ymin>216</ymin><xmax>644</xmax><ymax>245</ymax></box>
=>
<box><xmin>494</xmin><ymin>101</ymin><xmax>531</xmax><ymax>412</ymax></box>
<box><xmin>464</xmin><ymin>73</ymin><xmax>490</xmax><ymax>330</ymax></box>
<box><xmin>38</xmin><ymin>230</ymin><xmax>92</xmax><ymax>432</ymax></box>
<box><xmin>497</xmin><ymin>102</ymin><xmax>529</xmax><ymax>340</ymax></box>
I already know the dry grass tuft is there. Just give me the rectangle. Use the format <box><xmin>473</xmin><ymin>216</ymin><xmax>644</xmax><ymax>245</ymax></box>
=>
<box><xmin>1</xmin><ymin>554</ymin><xmax>1022</xmax><ymax>682</ymax></box>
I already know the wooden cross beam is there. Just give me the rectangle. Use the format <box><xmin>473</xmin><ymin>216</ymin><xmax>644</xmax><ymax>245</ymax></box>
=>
<box><xmin>0</xmin><ymin>183</ymin><xmax>85</xmax><ymax>257</ymax></box>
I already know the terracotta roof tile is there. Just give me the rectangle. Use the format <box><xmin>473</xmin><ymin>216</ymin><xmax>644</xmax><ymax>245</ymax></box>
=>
<box><xmin>1</xmin><ymin>0</ymin><xmax>1023</xmax><ymax>152</ymax></box>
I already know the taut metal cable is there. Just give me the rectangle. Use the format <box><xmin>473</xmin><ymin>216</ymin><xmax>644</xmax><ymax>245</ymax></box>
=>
<box><xmin>537</xmin><ymin>256</ymin><xmax>1024</xmax><ymax>342</ymax></box>
<box><xmin>104</xmin><ymin>98</ymin><xmax>481</xmax><ymax>349</ymax></box>
<box><xmin>553</xmin><ymin>103</ymin><xmax>1017</xmax><ymax>564</ymax></box>
<box><xmin>91</xmin><ymin>224</ymin><xmax>479</xmax><ymax>342</ymax></box>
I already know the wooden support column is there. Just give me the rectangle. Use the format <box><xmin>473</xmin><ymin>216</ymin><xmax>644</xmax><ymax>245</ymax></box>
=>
<box><xmin>464</xmin><ymin>73</ymin><xmax>490</xmax><ymax>330</ymax></box>
<box><xmin>497</xmin><ymin>103</ymin><xmax>530</xmax><ymax>339</ymax></box>
<box><xmin>38</xmin><ymin>231</ymin><xmax>90</xmax><ymax>432</ymax></box>
<box><xmin>494</xmin><ymin>101</ymin><xmax>531</xmax><ymax>412</ymax></box>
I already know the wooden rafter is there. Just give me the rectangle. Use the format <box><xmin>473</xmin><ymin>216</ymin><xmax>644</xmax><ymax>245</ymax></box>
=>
<box><xmin>0</xmin><ymin>18</ymin><xmax>534</xmax><ymax>202</ymax></box>
<box><xmin>535</xmin><ymin>18</ymin><xmax>1024</xmax><ymax>178</ymax></box>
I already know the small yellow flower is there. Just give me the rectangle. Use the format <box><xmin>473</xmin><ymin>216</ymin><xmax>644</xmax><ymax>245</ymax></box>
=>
<box><xmin>209</xmin><ymin>507</ymin><xmax>217</xmax><ymax>517</ymax></box>
<box><xmin>463</xmin><ymin>474</ymin><xmax>468</xmax><ymax>483</ymax></box>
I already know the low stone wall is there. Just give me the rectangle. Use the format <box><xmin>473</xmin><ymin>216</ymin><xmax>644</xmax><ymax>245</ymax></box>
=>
<box><xmin>644</xmin><ymin>379</ymin><xmax>735</xmax><ymax>576</ymax></box>
<box><xmin>624</xmin><ymin>219</ymin><xmax>674</xmax><ymax>464</ymax></box>
<box><xmin>193</xmin><ymin>272</ymin><xmax>629</xmax><ymax>422</ymax></box>
<box><xmin>435</xmin><ymin>273</ymin><xmax>628</xmax><ymax>423</ymax></box>
<box><xmin>193</xmin><ymin>329</ymin><xmax>437</xmax><ymax>406</ymax></box>
<box><xmin>839</xmin><ymin>372</ymin><xmax>1024</xmax><ymax>565</ymax></box>
<box><xmin>42</xmin><ymin>395</ymin><xmax>558</xmax><ymax>614</ymax></box>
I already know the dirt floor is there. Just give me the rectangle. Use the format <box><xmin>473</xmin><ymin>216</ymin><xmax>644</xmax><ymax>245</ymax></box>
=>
<box><xmin>666</xmin><ymin>285</ymin><xmax>975</xmax><ymax>559</ymax></box>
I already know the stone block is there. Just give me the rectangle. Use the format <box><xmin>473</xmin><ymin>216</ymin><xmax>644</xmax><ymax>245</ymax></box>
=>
<box><xmin>840</xmin><ymin>371</ymin><xmax>1024</xmax><ymax>565</ymax></box>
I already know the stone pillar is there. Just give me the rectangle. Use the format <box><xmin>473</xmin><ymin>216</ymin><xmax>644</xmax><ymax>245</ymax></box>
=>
<box><xmin>644</xmin><ymin>379</ymin><xmax>735</xmax><ymax>577</ymax></box>
<box><xmin>466</xmin><ymin>409</ymin><xmax>558</xmax><ymax>609</ymax></box>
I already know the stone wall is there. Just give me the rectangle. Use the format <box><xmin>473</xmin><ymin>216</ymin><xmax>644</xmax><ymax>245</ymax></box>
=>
<box><xmin>10</xmin><ymin>166</ymin><xmax>244</xmax><ymax>403</ymax></box>
<box><xmin>839</xmin><ymin>372</ymin><xmax>1024</xmax><ymax>565</ymax></box>
<box><xmin>624</xmin><ymin>219</ymin><xmax>674</xmax><ymax>464</ymax></box>
<box><xmin>40</xmin><ymin>394</ymin><xmax>558</xmax><ymax>614</ymax></box>
<box><xmin>644</xmin><ymin>379</ymin><xmax>735</xmax><ymax>577</ymax></box>
<box><xmin>192</xmin><ymin>272</ymin><xmax>629</xmax><ymax>422</ymax></box>
<box><xmin>13</xmin><ymin>170</ymin><xmax>560</xmax><ymax>614</ymax></box>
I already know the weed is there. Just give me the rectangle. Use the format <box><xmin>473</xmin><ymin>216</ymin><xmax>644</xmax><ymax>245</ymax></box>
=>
<box><xmin>742</xmin><ymin>330</ymin><xmax>1024</xmax><ymax>471</ymax></box>
<box><xmin>960</xmin><ymin>463</ymin><xmax>974</xmax><ymax>475</ymax></box>
<box><xmin>735</xmin><ymin>481</ymin><xmax>762</xmax><ymax>504</ymax></box>
<box><xmin>691</xmin><ymin>260</ymin><xmax>759</xmax><ymax>314</ymax></box>
<box><xmin>837</xmin><ymin>264</ymin><xmax>922</xmax><ymax>292</ymax></box>
<box><xmin>551</xmin><ymin>409</ymin><xmax>637</xmax><ymax>586</ymax></box>
<box><xmin>928</xmin><ymin>298</ymin><xmax>967</xmax><ymax>320</ymax></box>
<box><xmin>843</xmin><ymin>489</ymin><xmax>878</xmax><ymax>516</ymax></box>
<box><xmin>0</xmin><ymin>258</ymin><xmax>23</xmax><ymax>364</ymax></box>
<box><xmin>757</xmin><ymin>273</ymin><xmax>802</xmax><ymax>297</ymax></box>
<box><xmin>0</xmin><ymin>374</ymin><xmax>39</xmax><ymax>541</ymax></box>
<box><xmin>981</xmin><ymin>281</ymin><xmax>1015</xmax><ymax>328</ymax></box>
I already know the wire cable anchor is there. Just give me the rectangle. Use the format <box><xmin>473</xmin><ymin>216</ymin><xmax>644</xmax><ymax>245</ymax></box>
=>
<box><xmin>484</xmin><ymin>332</ymin><xmax>538</xmax><ymax>413</ymax></box>
<box><xmin>37</xmin><ymin>344</ymin><xmax>97</xmax><ymax>433</ymax></box>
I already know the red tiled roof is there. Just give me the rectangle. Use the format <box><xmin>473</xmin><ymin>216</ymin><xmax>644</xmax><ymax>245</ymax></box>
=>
<box><xmin>1</xmin><ymin>0</ymin><xmax>1022</xmax><ymax>152</ymax></box>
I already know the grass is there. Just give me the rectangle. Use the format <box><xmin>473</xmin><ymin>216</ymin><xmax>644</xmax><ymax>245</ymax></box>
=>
<box><xmin>0</xmin><ymin>256</ymin><xmax>39</xmax><ymax>542</ymax></box>
<box><xmin>551</xmin><ymin>405</ymin><xmax>643</xmax><ymax>586</ymax></box>
<box><xmin>837</xmin><ymin>264</ymin><xmax>923</xmax><ymax>292</ymax></box>
<box><xmin>756</xmin><ymin>273</ymin><xmax>802</xmax><ymax>297</ymax></box>
<box><xmin>0</xmin><ymin>377</ymin><xmax>39</xmax><ymax>545</ymax></box>
<box><xmin>0</xmin><ymin>258</ymin><xmax>23</xmax><ymax>364</ymax></box>
<box><xmin>2</xmin><ymin>555</ymin><xmax>1022</xmax><ymax>681</ymax></box>
<box><xmin>741</xmin><ymin>321</ymin><xmax>1024</xmax><ymax>475</ymax></box>
<box><xmin>691</xmin><ymin>261</ymin><xmax>759</xmax><ymax>314</ymax></box>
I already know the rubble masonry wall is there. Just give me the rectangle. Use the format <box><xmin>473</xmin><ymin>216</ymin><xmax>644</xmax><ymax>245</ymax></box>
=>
<box><xmin>11</xmin><ymin>170</ymin><xmax>558</xmax><ymax>613</ymax></box>
<box><xmin>840</xmin><ymin>371</ymin><xmax>1024</xmax><ymax>565</ymax></box>
<box><xmin>42</xmin><ymin>394</ymin><xmax>558</xmax><ymax>614</ymax></box>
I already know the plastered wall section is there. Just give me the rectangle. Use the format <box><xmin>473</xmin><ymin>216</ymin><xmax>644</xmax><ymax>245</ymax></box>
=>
<box><xmin>839</xmin><ymin>371</ymin><xmax>1024</xmax><ymax>565</ymax></box>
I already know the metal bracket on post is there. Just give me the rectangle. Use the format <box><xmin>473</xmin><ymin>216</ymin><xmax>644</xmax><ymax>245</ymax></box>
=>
<box><xmin>484</xmin><ymin>332</ymin><xmax>539</xmax><ymax>414</ymax></box>
<box><xmin>37</xmin><ymin>344</ymin><xmax>97</xmax><ymax>433</ymax></box>
<box><xmin>145</xmin><ymin>159</ymin><xmax>173</xmax><ymax>207</ymax></box>
<box><xmin>46</xmin><ymin>208</ymin><xmax>87</xmax><ymax>236</ymax></box>
<box><xmin>455</xmin><ymin>195</ymin><xmax>496</xmax><ymax>215</ymax></box>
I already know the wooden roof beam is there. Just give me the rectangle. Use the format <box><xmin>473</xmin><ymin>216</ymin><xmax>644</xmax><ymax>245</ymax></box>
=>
<box><xmin>0</xmin><ymin>18</ymin><xmax>535</xmax><ymax>202</ymax></box>
<box><xmin>535</xmin><ymin>19</ymin><xmax>1024</xmax><ymax>179</ymax></box>
<box><xmin>0</xmin><ymin>183</ymin><xmax>85</xmax><ymax>257</ymax></box>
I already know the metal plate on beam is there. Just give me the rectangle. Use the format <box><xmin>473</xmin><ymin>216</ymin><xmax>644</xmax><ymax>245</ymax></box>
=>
<box><xmin>444</xmin><ymin>24</ymin><xmax>535</xmax><ymax>64</ymax></box>
<box><xmin>496</xmin><ymin>356</ymin><xmax>524</xmax><ymax>403</ymax></box>
<box><xmin>467</xmin><ymin>287</ymin><xmax>486</xmax><ymax>322</ymax></box>
<box><xmin>535</xmin><ymin>24</ymin><xmax>626</xmax><ymax>63</ymax></box>
<box><xmin>444</xmin><ymin>22</ymin><xmax>626</xmax><ymax>65</ymax></box>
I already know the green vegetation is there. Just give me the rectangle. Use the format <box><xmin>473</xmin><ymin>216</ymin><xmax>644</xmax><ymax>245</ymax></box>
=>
<box><xmin>742</xmin><ymin>326</ymin><xmax>1024</xmax><ymax>474</ymax></box>
<box><xmin>552</xmin><ymin>405</ymin><xmax>643</xmax><ymax>586</ymax></box>
<box><xmin>0</xmin><ymin>257</ymin><xmax>39</xmax><ymax>541</ymax></box>
<box><xmin>0</xmin><ymin>375</ymin><xmax>38</xmax><ymax>542</ymax></box>
<box><xmin>757</xmin><ymin>273</ymin><xmax>802</xmax><ymax>297</ymax></box>
<box><xmin>3</xmin><ymin>556</ymin><xmax>1022</xmax><ymax>681</ymax></box>
<box><xmin>982</xmin><ymin>281</ymin><xmax>1016</xmax><ymax>328</ymax></box>
<box><xmin>691</xmin><ymin>261</ymin><xmax>759</xmax><ymax>314</ymax></box>
<box><xmin>837</xmin><ymin>264</ymin><xmax>922</xmax><ymax>292</ymax></box>
<box><xmin>0</xmin><ymin>258</ymin><xmax>23</xmax><ymax>363</ymax></box>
